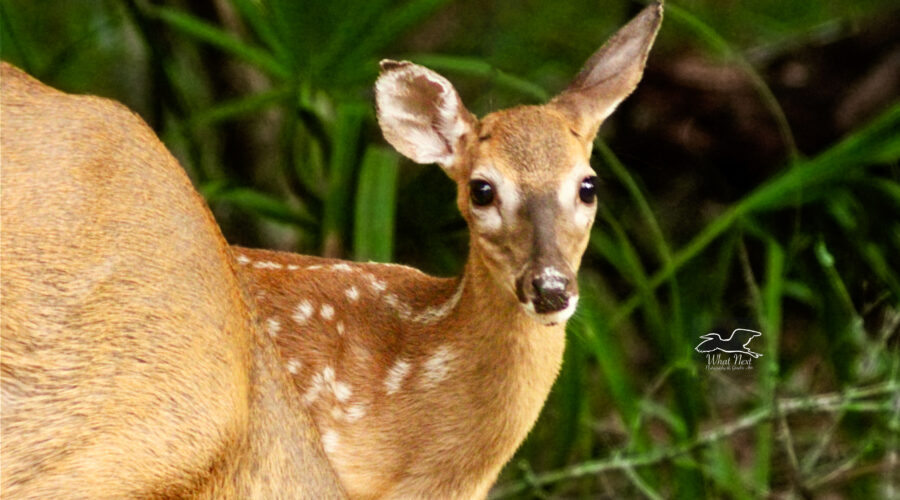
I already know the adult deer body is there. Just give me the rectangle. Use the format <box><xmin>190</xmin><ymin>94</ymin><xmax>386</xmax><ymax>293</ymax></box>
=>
<box><xmin>236</xmin><ymin>4</ymin><xmax>662</xmax><ymax>498</ymax></box>
<box><xmin>0</xmin><ymin>66</ymin><xmax>345</xmax><ymax>498</ymax></box>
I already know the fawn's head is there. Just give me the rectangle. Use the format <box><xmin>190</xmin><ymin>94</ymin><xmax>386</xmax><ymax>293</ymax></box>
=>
<box><xmin>376</xmin><ymin>4</ymin><xmax>662</xmax><ymax>325</ymax></box>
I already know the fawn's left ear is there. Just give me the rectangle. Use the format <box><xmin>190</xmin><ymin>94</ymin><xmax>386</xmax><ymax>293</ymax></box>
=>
<box><xmin>375</xmin><ymin>60</ymin><xmax>476</xmax><ymax>173</ymax></box>
<box><xmin>550</xmin><ymin>2</ymin><xmax>663</xmax><ymax>141</ymax></box>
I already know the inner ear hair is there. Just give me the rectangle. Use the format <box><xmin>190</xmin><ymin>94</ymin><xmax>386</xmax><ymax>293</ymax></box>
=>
<box><xmin>375</xmin><ymin>60</ymin><xmax>475</xmax><ymax>171</ymax></box>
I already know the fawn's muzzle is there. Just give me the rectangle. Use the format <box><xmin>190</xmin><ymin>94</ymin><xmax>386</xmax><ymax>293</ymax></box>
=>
<box><xmin>516</xmin><ymin>265</ymin><xmax>578</xmax><ymax>318</ymax></box>
<box><xmin>531</xmin><ymin>274</ymin><xmax>571</xmax><ymax>313</ymax></box>
<box><xmin>513</xmin><ymin>194</ymin><xmax>581</xmax><ymax>322</ymax></box>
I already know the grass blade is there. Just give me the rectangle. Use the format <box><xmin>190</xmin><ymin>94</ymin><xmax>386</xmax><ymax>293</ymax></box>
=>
<box><xmin>311</xmin><ymin>0</ymin><xmax>392</xmax><ymax>78</ymax></box>
<box><xmin>187</xmin><ymin>87</ymin><xmax>292</xmax><ymax>128</ymax></box>
<box><xmin>147</xmin><ymin>4</ymin><xmax>289</xmax><ymax>79</ymax></box>
<box><xmin>353</xmin><ymin>146</ymin><xmax>400</xmax><ymax>262</ymax></box>
<box><xmin>752</xmin><ymin>238</ymin><xmax>785</xmax><ymax>489</ymax></box>
<box><xmin>201</xmin><ymin>183</ymin><xmax>316</xmax><ymax>228</ymax></box>
<box><xmin>610</xmin><ymin>102</ymin><xmax>900</xmax><ymax>327</ymax></box>
<box><xmin>666</xmin><ymin>2</ymin><xmax>798</xmax><ymax>159</ymax></box>
<box><xmin>321</xmin><ymin>101</ymin><xmax>366</xmax><ymax>257</ymax></box>
<box><xmin>407</xmin><ymin>54</ymin><xmax>550</xmax><ymax>102</ymax></box>
<box><xmin>228</xmin><ymin>0</ymin><xmax>291</xmax><ymax>67</ymax></box>
<box><xmin>596</xmin><ymin>140</ymin><xmax>684</xmax><ymax>346</ymax></box>
<box><xmin>335</xmin><ymin>0</ymin><xmax>451</xmax><ymax>81</ymax></box>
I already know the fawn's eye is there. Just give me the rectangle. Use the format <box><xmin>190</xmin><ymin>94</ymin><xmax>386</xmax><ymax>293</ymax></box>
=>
<box><xmin>469</xmin><ymin>179</ymin><xmax>495</xmax><ymax>206</ymax></box>
<box><xmin>579</xmin><ymin>176</ymin><xmax>598</xmax><ymax>204</ymax></box>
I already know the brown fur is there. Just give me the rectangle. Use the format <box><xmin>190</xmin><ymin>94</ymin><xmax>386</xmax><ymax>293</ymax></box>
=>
<box><xmin>230</xmin><ymin>107</ymin><xmax>587</xmax><ymax>500</ymax></box>
<box><xmin>0</xmin><ymin>63</ymin><xmax>346</xmax><ymax>499</ymax></box>
<box><xmin>233</xmin><ymin>5</ymin><xmax>663</xmax><ymax>499</ymax></box>
<box><xmin>233</xmin><ymin>249</ymin><xmax>566</xmax><ymax>499</ymax></box>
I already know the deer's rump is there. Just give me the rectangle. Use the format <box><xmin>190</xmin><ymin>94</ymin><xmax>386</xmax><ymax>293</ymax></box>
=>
<box><xmin>0</xmin><ymin>62</ymin><xmax>344</xmax><ymax>499</ymax></box>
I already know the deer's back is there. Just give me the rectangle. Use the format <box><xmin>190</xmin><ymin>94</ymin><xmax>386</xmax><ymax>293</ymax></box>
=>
<box><xmin>0</xmin><ymin>63</ymin><xmax>342</xmax><ymax>498</ymax></box>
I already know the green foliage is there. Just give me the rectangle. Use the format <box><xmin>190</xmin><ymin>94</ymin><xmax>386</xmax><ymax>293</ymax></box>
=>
<box><xmin>354</xmin><ymin>146</ymin><xmax>401</xmax><ymax>262</ymax></box>
<box><xmin>2</xmin><ymin>0</ymin><xmax>897</xmax><ymax>498</ymax></box>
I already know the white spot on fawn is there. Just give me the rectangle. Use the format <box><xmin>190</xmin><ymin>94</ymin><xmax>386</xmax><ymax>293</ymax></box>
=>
<box><xmin>367</xmin><ymin>274</ymin><xmax>387</xmax><ymax>292</ymax></box>
<box><xmin>253</xmin><ymin>261</ymin><xmax>283</xmax><ymax>269</ymax></box>
<box><xmin>336</xmin><ymin>321</ymin><xmax>345</xmax><ymax>335</ymax></box>
<box><xmin>293</xmin><ymin>300</ymin><xmax>314</xmax><ymax>324</ymax></box>
<box><xmin>305</xmin><ymin>365</ymin><xmax>354</xmax><ymax>409</ymax></box>
<box><xmin>321</xmin><ymin>304</ymin><xmax>335</xmax><ymax>321</ymax></box>
<box><xmin>236</xmin><ymin>254</ymin><xmax>251</xmax><ymax>265</ymax></box>
<box><xmin>307</xmin><ymin>265</ymin><xmax>323</xmax><ymax>271</ymax></box>
<box><xmin>421</xmin><ymin>346</ymin><xmax>456</xmax><ymax>389</ymax></box>
<box><xmin>286</xmin><ymin>358</ymin><xmax>301</xmax><ymax>375</ymax></box>
<box><xmin>344</xmin><ymin>403</ymin><xmax>367</xmax><ymax>422</ymax></box>
<box><xmin>331</xmin><ymin>263</ymin><xmax>354</xmax><ymax>272</ymax></box>
<box><xmin>334</xmin><ymin>382</ymin><xmax>352</xmax><ymax>402</ymax></box>
<box><xmin>387</xmin><ymin>277</ymin><xmax>465</xmax><ymax>324</ymax></box>
<box><xmin>304</xmin><ymin>371</ymin><xmax>325</xmax><ymax>404</ymax></box>
<box><xmin>266</xmin><ymin>318</ymin><xmax>281</xmax><ymax>337</ymax></box>
<box><xmin>287</xmin><ymin>264</ymin><xmax>300</xmax><ymax>271</ymax></box>
<box><xmin>322</xmin><ymin>429</ymin><xmax>339</xmax><ymax>455</ymax></box>
<box><xmin>384</xmin><ymin>359</ymin><xmax>411</xmax><ymax>395</ymax></box>
<box><xmin>345</xmin><ymin>286</ymin><xmax>360</xmax><ymax>301</ymax></box>
<box><xmin>384</xmin><ymin>293</ymin><xmax>413</xmax><ymax>320</ymax></box>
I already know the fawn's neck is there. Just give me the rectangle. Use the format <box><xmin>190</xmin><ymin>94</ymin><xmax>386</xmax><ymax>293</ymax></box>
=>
<box><xmin>439</xmin><ymin>251</ymin><xmax>568</xmax><ymax>496</ymax></box>
<box><xmin>452</xmin><ymin>249</ymin><xmax>567</xmax><ymax>406</ymax></box>
<box><xmin>233</xmin><ymin>245</ymin><xmax>566</xmax><ymax>498</ymax></box>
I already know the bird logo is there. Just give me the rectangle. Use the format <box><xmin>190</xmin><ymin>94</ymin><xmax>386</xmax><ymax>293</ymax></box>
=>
<box><xmin>694</xmin><ymin>329</ymin><xmax>763</xmax><ymax>358</ymax></box>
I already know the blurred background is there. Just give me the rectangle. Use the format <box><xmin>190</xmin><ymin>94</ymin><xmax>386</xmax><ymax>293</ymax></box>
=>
<box><xmin>2</xmin><ymin>0</ymin><xmax>898</xmax><ymax>498</ymax></box>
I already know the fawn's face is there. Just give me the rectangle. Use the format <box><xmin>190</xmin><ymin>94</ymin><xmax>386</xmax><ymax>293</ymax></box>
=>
<box><xmin>376</xmin><ymin>4</ymin><xmax>661</xmax><ymax>325</ymax></box>
<box><xmin>456</xmin><ymin>107</ymin><xmax>598</xmax><ymax>324</ymax></box>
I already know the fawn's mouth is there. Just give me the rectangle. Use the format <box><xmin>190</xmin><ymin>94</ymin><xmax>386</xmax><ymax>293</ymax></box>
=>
<box><xmin>520</xmin><ymin>295</ymin><xmax>579</xmax><ymax>326</ymax></box>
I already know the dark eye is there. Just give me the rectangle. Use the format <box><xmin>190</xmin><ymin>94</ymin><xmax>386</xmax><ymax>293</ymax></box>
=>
<box><xmin>579</xmin><ymin>176</ymin><xmax>598</xmax><ymax>204</ymax></box>
<box><xmin>469</xmin><ymin>179</ymin><xmax>495</xmax><ymax>206</ymax></box>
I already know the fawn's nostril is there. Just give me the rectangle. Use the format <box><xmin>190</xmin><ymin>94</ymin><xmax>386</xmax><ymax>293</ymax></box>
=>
<box><xmin>531</xmin><ymin>277</ymin><xmax>570</xmax><ymax>313</ymax></box>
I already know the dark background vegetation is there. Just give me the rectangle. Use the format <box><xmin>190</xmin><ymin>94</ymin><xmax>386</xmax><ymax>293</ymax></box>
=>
<box><xmin>2</xmin><ymin>0</ymin><xmax>898</xmax><ymax>498</ymax></box>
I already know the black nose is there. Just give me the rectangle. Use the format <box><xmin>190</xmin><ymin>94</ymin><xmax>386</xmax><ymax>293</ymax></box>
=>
<box><xmin>531</xmin><ymin>276</ymin><xmax>570</xmax><ymax>313</ymax></box>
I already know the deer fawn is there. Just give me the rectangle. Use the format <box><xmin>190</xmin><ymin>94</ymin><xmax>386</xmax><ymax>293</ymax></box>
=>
<box><xmin>233</xmin><ymin>4</ymin><xmax>662</xmax><ymax>498</ymax></box>
<box><xmin>1</xmin><ymin>3</ymin><xmax>661</xmax><ymax>499</ymax></box>
<box><xmin>1</xmin><ymin>67</ymin><xmax>345</xmax><ymax>497</ymax></box>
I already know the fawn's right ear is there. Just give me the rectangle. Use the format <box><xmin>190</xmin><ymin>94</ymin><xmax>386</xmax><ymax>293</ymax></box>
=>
<box><xmin>376</xmin><ymin>60</ymin><xmax>476</xmax><ymax>173</ymax></box>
